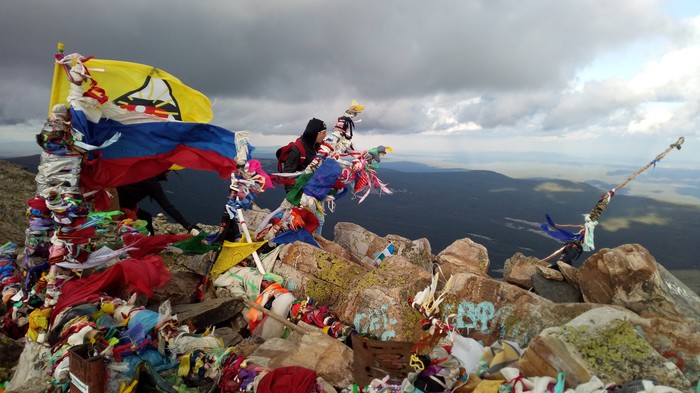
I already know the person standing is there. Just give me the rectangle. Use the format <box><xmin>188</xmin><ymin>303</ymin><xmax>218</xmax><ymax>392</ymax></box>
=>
<box><xmin>117</xmin><ymin>171</ymin><xmax>199</xmax><ymax>235</ymax></box>
<box><xmin>281</xmin><ymin>118</ymin><xmax>327</xmax><ymax>192</ymax></box>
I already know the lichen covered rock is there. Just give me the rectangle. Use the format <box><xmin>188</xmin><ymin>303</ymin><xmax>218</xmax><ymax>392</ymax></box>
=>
<box><xmin>274</xmin><ymin>241</ymin><xmax>369</xmax><ymax>308</ymax></box>
<box><xmin>336</xmin><ymin>255</ymin><xmax>431</xmax><ymax>341</ymax></box>
<box><xmin>519</xmin><ymin>306</ymin><xmax>691</xmax><ymax>390</ymax></box>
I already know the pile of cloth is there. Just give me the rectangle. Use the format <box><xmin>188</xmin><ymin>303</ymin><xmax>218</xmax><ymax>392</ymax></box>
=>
<box><xmin>341</xmin><ymin>337</ymin><xmax>688</xmax><ymax>393</ymax></box>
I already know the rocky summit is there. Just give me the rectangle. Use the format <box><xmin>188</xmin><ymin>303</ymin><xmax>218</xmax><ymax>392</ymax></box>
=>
<box><xmin>1</xmin><ymin>158</ymin><xmax>699</xmax><ymax>392</ymax></box>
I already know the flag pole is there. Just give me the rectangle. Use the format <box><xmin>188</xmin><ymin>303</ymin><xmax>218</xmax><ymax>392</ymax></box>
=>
<box><xmin>611</xmin><ymin>137</ymin><xmax>685</xmax><ymax>193</ymax></box>
<box><xmin>222</xmin><ymin>176</ymin><xmax>266</xmax><ymax>275</ymax></box>
<box><xmin>229</xmin><ymin>132</ymin><xmax>266</xmax><ymax>274</ymax></box>
<box><xmin>235</xmin><ymin>204</ymin><xmax>266</xmax><ymax>274</ymax></box>
<box><xmin>48</xmin><ymin>42</ymin><xmax>65</xmax><ymax>116</ymax></box>
<box><xmin>539</xmin><ymin>137</ymin><xmax>685</xmax><ymax>263</ymax></box>
<box><xmin>588</xmin><ymin>136</ymin><xmax>684</xmax><ymax>222</ymax></box>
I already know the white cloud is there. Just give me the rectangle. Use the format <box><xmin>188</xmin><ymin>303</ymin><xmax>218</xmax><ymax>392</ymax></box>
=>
<box><xmin>424</xmin><ymin>96</ymin><xmax>483</xmax><ymax>135</ymax></box>
<box><xmin>627</xmin><ymin>104</ymin><xmax>675</xmax><ymax>134</ymax></box>
<box><xmin>630</xmin><ymin>46</ymin><xmax>700</xmax><ymax>94</ymax></box>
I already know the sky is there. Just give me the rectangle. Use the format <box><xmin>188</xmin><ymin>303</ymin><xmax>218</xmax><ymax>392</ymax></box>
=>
<box><xmin>1</xmin><ymin>0</ymin><xmax>700</xmax><ymax>188</ymax></box>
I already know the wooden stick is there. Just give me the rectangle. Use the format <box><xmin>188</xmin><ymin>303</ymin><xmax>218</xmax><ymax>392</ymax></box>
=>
<box><xmin>589</xmin><ymin>137</ymin><xmax>684</xmax><ymax>222</ymax></box>
<box><xmin>235</xmin><ymin>206</ymin><xmax>265</xmax><ymax>275</ymax></box>
<box><xmin>539</xmin><ymin>243</ymin><xmax>567</xmax><ymax>263</ymax></box>
<box><xmin>614</xmin><ymin>137</ymin><xmax>684</xmax><ymax>191</ymax></box>
<box><xmin>540</xmin><ymin>137</ymin><xmax>685</xmax><ymax>261</ymax></box>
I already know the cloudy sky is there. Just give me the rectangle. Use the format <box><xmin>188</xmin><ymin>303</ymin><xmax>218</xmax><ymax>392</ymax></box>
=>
<box><xmin>1</xmin><ymin>0</ymin><xmax>699</xmax><ymax>184</ymax></box>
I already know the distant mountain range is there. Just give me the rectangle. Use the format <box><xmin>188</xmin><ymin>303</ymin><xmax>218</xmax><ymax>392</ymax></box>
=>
<box><xmin>7</xmin><ymin>155</ymin><xmax>700</xmax><ymax>275</ymax></box>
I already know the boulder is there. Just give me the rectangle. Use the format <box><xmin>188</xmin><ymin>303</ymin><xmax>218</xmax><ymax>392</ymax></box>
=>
<box><xmin>333</xmin><ymin>222</ymin><xmax>394</xmax><ymax>266</ymax></box>
<box><xmin>385</xmin><ymin>234</ymin><xmax>432</xmax><ymax>271</ymax></box>
<box><xmin>336</xmin><ymin>255</ymin><xmax>431</xmax><ymax>342</ymax></box>
<box><xmin>315</xmin><ymin>236</ymin><xmax>364</xmax><ymax>266</ymax></box>
<box><xmin>655</xmin><ymin>262</ymin><xmax>700</xmax><ymax>319</ymax></box>
<box><xmin>634</xmin><ymin>314</ymin><xmax>700</xmax><ymax>381</ymax></box>
<box><xmin>0</xmin><ymin>334</ymin><xmax>23</xmax><ymax>379</ymax></box>
<box><xmin>536</xmin><ymin>265</ymin><xmax>564</xmax><ymax>281</ymax></box>
<box><xmin>531</xmin><ymin>274</ymin><xmax>582</xmax><ymax>303</ymax></box>
<box><xmin>442</xmin><ymin>272</ymin><xmax>604</xmax><ymax>347</ymax></box>
<box><xmin>435</xmin><ymin>238</ymin><xmax>490</xmax><ymax>278</ymax></box>
<box><xmin>332</xmin><ymin>223</ymin><xmax>433</xmax><ymax>270</ymax></box>
<box><xmin>150</xmin><ymin>270</ymin><xmax>204</xmax><ymax>306</ymax></box>
<box><xmin>179</xmin><ymin>253</ymin><xmax>212</xmax><ymax>276</ymax></box>
<box><xmin>578</xmin><ymin>244</ymin><xmax>700</xmax><ymax>320</ymax></box>
<box><xmin>503</xmin><ymin>253</ymin><xmax>550</xmax><ymax>289</ymax></box>
<box><xmin>211</xmin><ymin>326</ymin><xmax>243</xmax><ymax>347</ymax></box>
<box><xmin>518</xmin><ymin>306</ymin><xmax>691</xmax><ymax>390</ymax></box>
<box><xmin>556</xmin><ymin>261</ymin><xmax>581</xmax><ymax>291</ymax></box>
<box><xmin>171</xmin><ymin>297</ymin><xmax>244</xmax><ymax>331</ymax></box>
<box><xmin>6</xmin><ymin>377</ymin><xmax>50</xmax><ymax>393</ymax></box>
<box><xmin>241</xmin><ymin>205</ymin><xmax>275</xmax><ymax>232</ymax></box>
<box><xmin>273</xmin><ymin>241</ymin><xmax>369</xmax><ymax>309</ymax></box>
<box><xmin>6</xmin><ymin>341</ymin><xmax>53</xmax><ymax>392</ymax></box>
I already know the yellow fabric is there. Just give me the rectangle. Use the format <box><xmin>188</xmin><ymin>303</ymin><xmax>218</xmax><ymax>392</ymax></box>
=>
<box><xmin>49</xmin><ymin>54</ymin><xmax>212</xmax><ymax>123</ymax></box>
<box><xmin>473</xmin><ymin>380</ymin><xmax>505</xmax><ymax>393</ymax></box>
<box><xmin>209</xmin><ymin>240</ymin><xmax>266</xmax><ymax>279</ymax></box>
<box><xmin>481</xmin><ymin>340</ymin><xmax>521</xmax><ymax>379</ymax></box>
<box><xmin>28</xmin><ymin>308</ymin><xmax>52</xmax><ymax>330</ymax></box>
<box><xmin>26</xmin><ymin>329</ymin><xmax>38</xmax><ymax>342</ymax></box>
<box><xmin>193</xmin><ymin>355</ymin><xmax>205</xmax><ymax>377</ymax></box>
<box><xmin>27</xmin><ymin>308</ymin><xmax>53</xmax><ymax>341</ymax></box>
<box><xmin>491</xmin><ymin>342</ymin><xmax>519</xmax><ymax>368</ymax></box>
<box><xmin>178</xmin><ymin>353</ymin><xmax>191</xmax><ymax>377</ymax></box>
<box><xmin>119</xmin><ymin>380</ymin><xmax>138</xmax><ymax>393</ymax></box>
<box><xmin>349</xmin><ymin>100</ymin><xmax>365</xmax><ymax>113</ymax></box>
<box><xmin>409</xmin><ymin>354</ymin><xmax>426</xmax><ymax>371</ymax></box>
<box><xmin>101</xmin><ymin>302</ymin><xmax>115</xmax><ymax>314</ymax></box>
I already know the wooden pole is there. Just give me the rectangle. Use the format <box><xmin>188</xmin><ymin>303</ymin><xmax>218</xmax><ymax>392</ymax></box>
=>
<box><xmin>588</xmin><ymin>137</ymin><xmax>684</xmax><ymax>222</ymax></box>
<box><xmin>613</xmin><ymin>137</ymin><xmax>684</xmax><ymax>192</ymax></box>
<box><xmin>48</xmin><ymin>42</ymin><xmax>65</xmax><ymax>115</ymax></box>
<box><xmin>541</xmin><ymin>137</ymin><xmax>684</xmax><ymax>262</ymax></box>
<box><xmin>235</xmin><ymin>206</ymin><xmax>265</xmax><ymax>274</ymax></box>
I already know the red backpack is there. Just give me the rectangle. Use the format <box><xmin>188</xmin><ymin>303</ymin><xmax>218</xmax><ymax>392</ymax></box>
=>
<box><xmin>276</xmin><ymin>138</ymin><xmax>309</xmax><ymax>172</ymax></box>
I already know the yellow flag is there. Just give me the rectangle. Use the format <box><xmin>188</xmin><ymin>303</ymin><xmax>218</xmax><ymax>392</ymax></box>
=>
<box><xmin>49</xmin><ymin>47</ymin><xmax>213</xmax><ymax>123</ymax></box>
<box><xmin>209</xmin><ymin>240</ymin><xmax>267</xmax><ymax>279</ymax></box>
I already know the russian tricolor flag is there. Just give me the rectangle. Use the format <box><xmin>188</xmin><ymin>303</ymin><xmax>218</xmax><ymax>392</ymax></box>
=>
<box><xmin>71</xmin><ymin>98</ymin><xmax>241</xmax><ymax>190</ymax></box>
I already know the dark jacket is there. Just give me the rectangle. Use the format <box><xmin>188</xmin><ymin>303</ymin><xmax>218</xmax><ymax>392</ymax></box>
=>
<box><xmin>282</xmin><ymin>118</ymin><xmax>325</xmax><ymax>173</ymax></box>
<box><xmin>117</xmin><ymin>175</ymin><xmax>193</xmax><ymax>230</ymax></box>
<box><xmin>282</xmin><ymin>139</ymin><xmax>318</xmax><ymax>173</ymax></box>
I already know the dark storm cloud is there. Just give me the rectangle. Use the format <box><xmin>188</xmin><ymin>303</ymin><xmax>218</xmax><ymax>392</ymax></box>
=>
<box><xmin>0</xmin><ymin>0</ymin><xmax>679</xmax><ymax>136</ymax></box>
